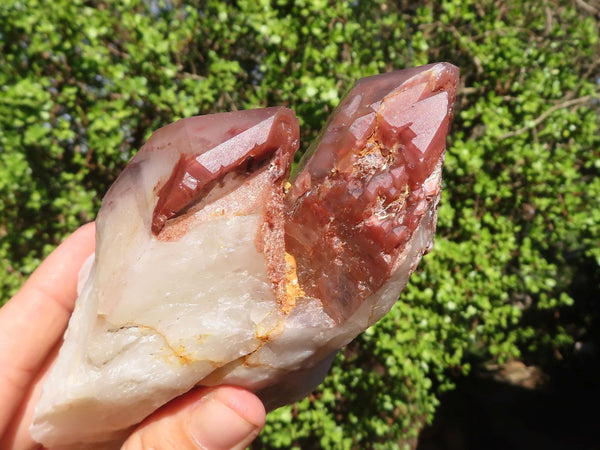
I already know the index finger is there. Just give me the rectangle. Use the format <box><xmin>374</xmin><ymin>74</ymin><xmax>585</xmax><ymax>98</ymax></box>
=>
<box><xmin>0</xmin><ymin>222</ymin><xmax>96</xmax><ymax>436</ymax></box>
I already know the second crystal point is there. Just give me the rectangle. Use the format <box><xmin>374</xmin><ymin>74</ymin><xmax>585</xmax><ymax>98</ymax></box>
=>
<box><xmin>285</xmin><ymin>62</ymin><xmax>459</xmax><ymax>322</ymax></box>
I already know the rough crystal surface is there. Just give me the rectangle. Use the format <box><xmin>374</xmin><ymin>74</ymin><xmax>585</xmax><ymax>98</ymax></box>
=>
<box><xmin>31</xmin><ymin>64</ymin><xmax>458</xmax><ymax>448</ymax></box>
<box><xmin>285</xmin><ymin>62</ymin><xmax>459</xmax><ymax>322</ymax></box>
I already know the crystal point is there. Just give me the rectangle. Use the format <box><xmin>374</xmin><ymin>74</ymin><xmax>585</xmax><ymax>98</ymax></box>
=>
<box><xmin>151</xmin><ymin>108</ymin><xmax>298</xmax><ymax>235</ymax></box>
<box><xmin>285</xmin><ymin>62</ymin><xmax>458</xmax><ymax>322</ymax></box>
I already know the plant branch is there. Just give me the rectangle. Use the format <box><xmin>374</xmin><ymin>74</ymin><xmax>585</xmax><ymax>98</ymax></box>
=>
<box><xmin>500</xmin><ymin>95</ymin><xmax>594</xmax><ymax>139</ymax></box>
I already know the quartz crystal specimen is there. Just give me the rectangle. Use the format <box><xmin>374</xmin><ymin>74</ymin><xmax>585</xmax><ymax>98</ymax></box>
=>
<box><xmin>31</xmin><ymin>63</ymin><xmax>458</xmax><ymax>448</ymax></box>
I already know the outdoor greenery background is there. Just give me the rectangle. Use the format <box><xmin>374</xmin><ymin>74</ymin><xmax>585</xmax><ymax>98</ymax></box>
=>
<box><xmin>1</xmin><ymin>0</ymin><xmax>599</xmax><ymax>448</ymax></box>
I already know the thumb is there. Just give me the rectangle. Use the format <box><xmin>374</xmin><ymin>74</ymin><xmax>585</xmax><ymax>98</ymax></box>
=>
<box><xmin>122</xmin><ymin>386</ymin><xmax>266</xmax><ymax>450</ymax></box>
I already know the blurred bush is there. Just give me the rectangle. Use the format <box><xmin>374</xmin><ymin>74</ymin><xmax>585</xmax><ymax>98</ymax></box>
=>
<box><xmin>1</xmin><ymin>0</ymin><xmax>598</xmax><ymax>447</ymax></box>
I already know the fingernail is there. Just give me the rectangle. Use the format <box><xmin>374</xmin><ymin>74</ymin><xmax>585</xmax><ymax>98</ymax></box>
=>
<box><xmin>190</xmin><ymin>388</ymin><xmax>263</xmax><ymax>450</ymax></box>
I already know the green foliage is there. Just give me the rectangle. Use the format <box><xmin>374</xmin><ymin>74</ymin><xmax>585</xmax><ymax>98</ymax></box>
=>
<box><xmin>1</xmin><ymin>0</ymin><xmax>599</xmax><ymax>447</ymax></box>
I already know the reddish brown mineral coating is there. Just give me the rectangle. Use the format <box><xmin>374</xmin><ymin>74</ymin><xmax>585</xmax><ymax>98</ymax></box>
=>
<box><xmin>285</xmin><ymin>63</ymin><xmax>459</xmax><ymax>322</ymax></box>
<box><xmin>152</xmin><ymin>107</ymin><xmax>299</xmax><ymax>235</ymax></box>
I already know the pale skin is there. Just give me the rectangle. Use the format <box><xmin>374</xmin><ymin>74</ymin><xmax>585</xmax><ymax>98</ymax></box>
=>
<box><xmin>0</xmin><ymin>223</ymin><xmax>266</xmax><ymax>449</ymax></box>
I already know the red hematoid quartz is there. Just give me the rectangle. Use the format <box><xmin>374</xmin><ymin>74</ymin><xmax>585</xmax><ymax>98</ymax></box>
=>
<box><xmin>150</xmin><ymin>63</ymin><xmax>458</xmax><ymax>323</ymax></box>
<box><xmin>152</xmin><ymin>107</ymin><xmax>299</xmax><ymax>234</ymax></box>
<box><xmin>285</xmin><ymin>63</ymin><xmax>459</xmax><ymax>322</ymax></box>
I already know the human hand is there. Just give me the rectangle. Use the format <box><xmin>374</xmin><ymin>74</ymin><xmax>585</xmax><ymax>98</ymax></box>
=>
<box><xmin>0</xmin><ymin>223</ymin><xmax>266</xmax><ymax>449</ymax></box>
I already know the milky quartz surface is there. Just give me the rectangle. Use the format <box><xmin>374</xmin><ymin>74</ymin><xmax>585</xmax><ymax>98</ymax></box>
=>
<box><xmin>31</xmin><ymin>63</ymin><xmax>458</xmax><ymax>448</ymax></box>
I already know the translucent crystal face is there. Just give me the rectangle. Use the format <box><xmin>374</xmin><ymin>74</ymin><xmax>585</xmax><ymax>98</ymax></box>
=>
<box><xmin>151</xmin><ymin>108</ymin><xmax>299</xmax><ymax>235</ymax></box>
<box><xmin>285</xmin><ymin>63</ymin><xmax>459</xmax><ymax>322</ymax></box>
